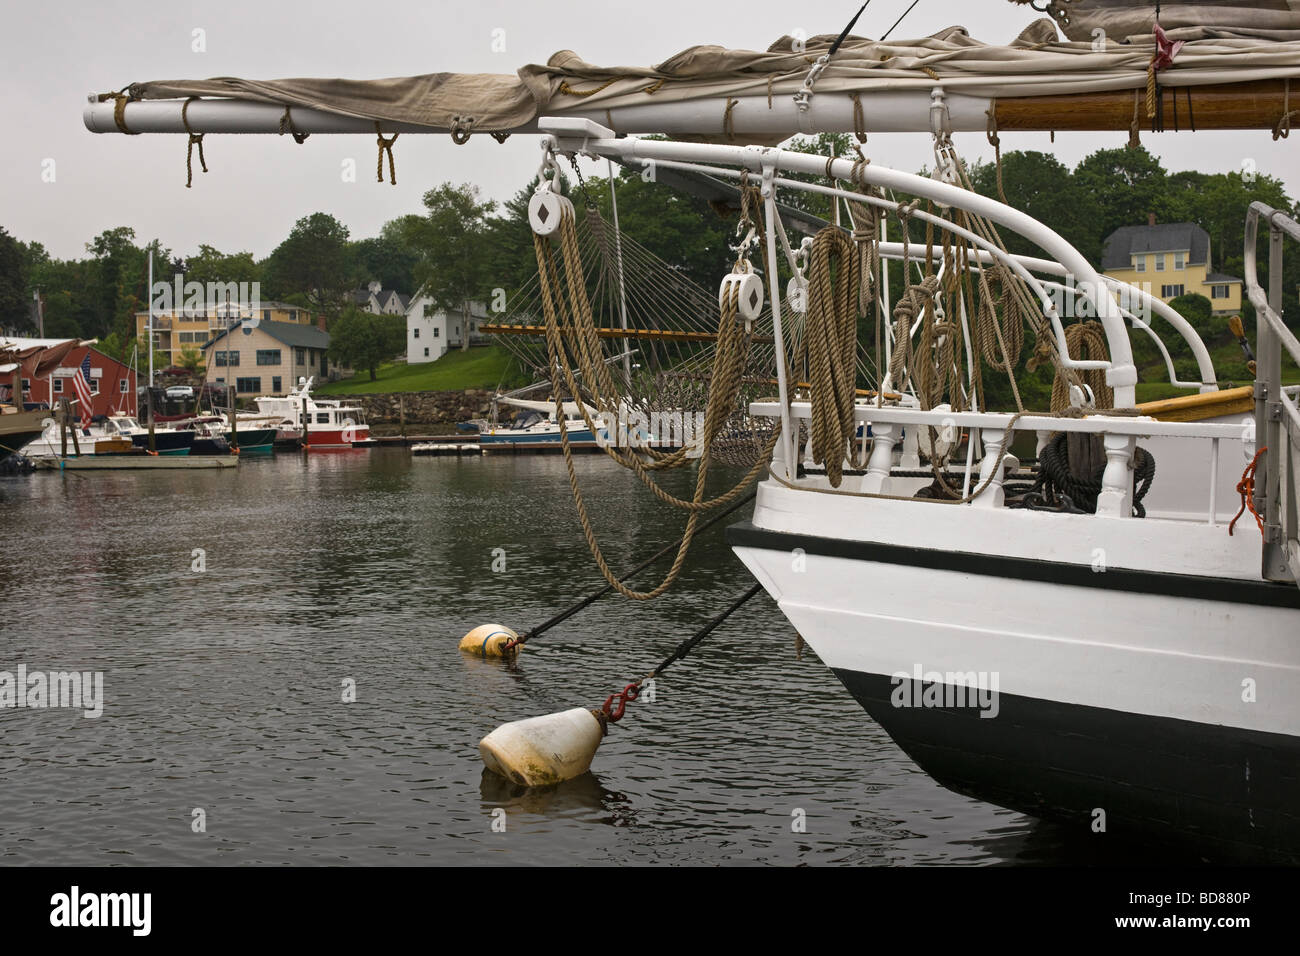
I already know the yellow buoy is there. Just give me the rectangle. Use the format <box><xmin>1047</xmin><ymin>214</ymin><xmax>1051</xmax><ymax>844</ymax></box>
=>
<box><xmin>479</xmin><ymin>708</ymin><xmax>606</xmax><ymax>787</ymax></box>
<box><xmin>459</xmin><ymin>624</ymin><xmax>520</xmax><ymax>658</ymax></box>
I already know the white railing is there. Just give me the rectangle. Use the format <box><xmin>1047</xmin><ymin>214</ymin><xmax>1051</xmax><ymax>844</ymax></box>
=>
<box><xmin>750</xmin><ymin>399</ymin><xmax>1239</xmax><ymax>524</ymax></box>
<box><xmin>1244</xmin><ymin>202</ymin><xmax>1300</xmax><ymax>586</ymax></box>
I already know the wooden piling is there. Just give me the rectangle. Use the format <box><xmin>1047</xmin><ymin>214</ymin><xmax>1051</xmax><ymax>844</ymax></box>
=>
<box><xmin>228</xmin><ymin>385</ymin><xmax>239</xmax><ymax>452</ymax></box>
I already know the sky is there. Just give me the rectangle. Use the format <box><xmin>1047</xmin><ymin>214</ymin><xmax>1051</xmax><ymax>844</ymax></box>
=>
<box><xmin>2</xmin><ymin>0</ymin><xmax>1295</xmax><ymax>263</ymax></box>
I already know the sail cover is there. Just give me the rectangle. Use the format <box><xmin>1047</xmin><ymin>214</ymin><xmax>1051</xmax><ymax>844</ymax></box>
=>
<box><xmin>1043</xmin><ymin>0</ymin><xmax>1300</xmax><ymax>43</ymax></box>
<box><xmin>115</xmin><ymin>18</ymin><xmax>1300</xmax><ymax>136</ymax></box>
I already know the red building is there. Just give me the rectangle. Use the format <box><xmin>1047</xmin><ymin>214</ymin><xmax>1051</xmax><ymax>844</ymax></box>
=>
<box><xmin>0</xmin><ymin>339</ymin><xmax>138</xmax><ymax>418</ymax></box>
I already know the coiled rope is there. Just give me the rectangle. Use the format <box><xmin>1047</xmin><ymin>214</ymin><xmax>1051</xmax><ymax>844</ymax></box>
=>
<box><xmin>804</xmin><ymin>226</ymin><xmax>861</xmax><ymax>488</ymax></box>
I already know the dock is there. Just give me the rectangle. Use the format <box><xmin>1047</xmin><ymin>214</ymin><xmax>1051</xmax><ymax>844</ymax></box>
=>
<box><xmin>39</xmin><ymin>456</ymin><xmax>240</xmax><ymax>471</ymax></box>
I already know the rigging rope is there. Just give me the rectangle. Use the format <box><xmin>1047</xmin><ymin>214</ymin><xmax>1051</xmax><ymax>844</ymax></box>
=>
<box><xmin>532</xmin><ymin>200</ymin><xmax>776</xmax><ymax>600</ymax></box>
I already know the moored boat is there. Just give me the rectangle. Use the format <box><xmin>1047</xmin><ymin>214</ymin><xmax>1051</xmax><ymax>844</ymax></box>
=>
<box><xmin>253</xmin><ymin>377</ymin><xmax>372</xmax><ymax>449</ymax></box>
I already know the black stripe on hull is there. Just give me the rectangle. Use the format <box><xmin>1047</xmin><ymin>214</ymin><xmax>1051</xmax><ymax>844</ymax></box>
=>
<box><xmin>834</xmin><ymin>669</ymin><xmax>1300</xmax><ymax>864</ymax></box>
<box><xmin>727</xmin><ymin>521</ymin><xmax>1300</xmax><ymax>609</ymax></box>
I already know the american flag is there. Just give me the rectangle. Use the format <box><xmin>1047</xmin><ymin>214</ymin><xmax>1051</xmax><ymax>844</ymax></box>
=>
<box><xmin>71</xmin><ymin>354</ymin><xmax>93</xmax><ymax>429</ymax></box>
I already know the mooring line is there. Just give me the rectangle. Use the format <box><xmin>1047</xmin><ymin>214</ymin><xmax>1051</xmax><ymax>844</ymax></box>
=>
<box><xmin>601</xmin><ymin>580</ymin><xmax>765</xmax><ymax>726</ymax></box>
<box><xmin>505</xmin><ymin>489</ymin><xmax>757</xmax><ymax>650</ymax></box>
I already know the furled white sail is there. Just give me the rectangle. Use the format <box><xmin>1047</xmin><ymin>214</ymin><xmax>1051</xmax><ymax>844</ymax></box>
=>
<box><xmin>86</xmin><ymin>18</ymin><xmax>1300</xmax><ymax>140</ymax></box>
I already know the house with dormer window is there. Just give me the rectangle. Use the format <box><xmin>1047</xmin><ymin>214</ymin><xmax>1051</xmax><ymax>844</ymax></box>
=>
<box><xmin>1101</xmin><ymin>217</ymin><xmax>1242</xmax><ymax>314</ymax></box>
<box><xmin>351</xmin><ymin>280</ymin><xmax>410</xmax><ymax>316</ymax></box>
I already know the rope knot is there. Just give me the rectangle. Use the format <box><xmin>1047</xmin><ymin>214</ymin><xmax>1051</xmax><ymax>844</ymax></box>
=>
<box><xmin>182</xmin><ymin>97</ymin><xmax>207</xmax><ymax>188</ymax></box>
<box><xmin>375</xmin><ymin>122</ymin><xmax>398</xmax><ymax>184</ymax></box>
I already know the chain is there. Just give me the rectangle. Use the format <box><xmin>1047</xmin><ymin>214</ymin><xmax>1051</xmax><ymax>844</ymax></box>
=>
<box><xmin>568</xmin><ymin>155</ymin><xmax>596</xmax><ymax>209</ymax></box>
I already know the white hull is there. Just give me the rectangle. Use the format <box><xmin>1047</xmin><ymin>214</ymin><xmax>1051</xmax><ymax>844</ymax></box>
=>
<box><xmin>730</xmin><ymin>475</ymin><xmax>1300</xmax><ymax>859</ymax></box>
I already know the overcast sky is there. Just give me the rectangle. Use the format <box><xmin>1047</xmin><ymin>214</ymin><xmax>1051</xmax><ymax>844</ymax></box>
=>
<box><xmin>2</xmin><ymin>0</ymin><xmax>1295</xmax><ymax>263</ymax></box>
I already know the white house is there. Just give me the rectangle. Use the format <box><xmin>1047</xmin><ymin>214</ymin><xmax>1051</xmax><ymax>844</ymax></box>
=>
<box><xmin>406</xmin><ymin>291</ymin><xmax>490</xmax><ymax>364</ymax></box>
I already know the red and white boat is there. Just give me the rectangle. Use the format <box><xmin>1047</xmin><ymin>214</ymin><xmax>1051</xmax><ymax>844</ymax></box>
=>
<box><xmin>254</xmin><ymin>377</ymin><xmax>374</xmax><ymax>449</ymax></box>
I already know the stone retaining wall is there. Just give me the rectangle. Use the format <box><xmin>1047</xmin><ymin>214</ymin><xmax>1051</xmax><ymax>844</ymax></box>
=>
<box><xmin>346</xmin><ymin>389</ymin><xmax>496</xmax><ymax>426</ymax></box>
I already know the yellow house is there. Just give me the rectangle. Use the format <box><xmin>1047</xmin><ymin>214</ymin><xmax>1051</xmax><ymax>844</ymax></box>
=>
<box><xmin>135</xmin><ymin>301</ymin><xmax>317</xmax><ymax>368</ymax></box>
<box><xmin>1101</xmin><ymin>220</ymin><xmax>1242</xmax><ymax>314</ymax></box>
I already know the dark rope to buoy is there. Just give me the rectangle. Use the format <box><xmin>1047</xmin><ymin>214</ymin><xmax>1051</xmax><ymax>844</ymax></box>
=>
<box><xmin>504</xmin><ymin>490</ymin><xmax>757</xmax><ymax>651</ymax></box>
<box><xmin>601</xmin><ymin>581</ymin><xmax>764</xmax><ymax>727</ymax></box>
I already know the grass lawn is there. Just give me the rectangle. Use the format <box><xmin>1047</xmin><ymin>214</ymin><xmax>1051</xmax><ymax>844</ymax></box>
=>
<box><xmin>1133</xmin><ymin>337</ymin><xmax>1300</xmax><ymax>404</ymax></box>
<box><xmin>316</xmin><ymin>346</ymin><xmax>525</xmax><ymax>395</ymax></box>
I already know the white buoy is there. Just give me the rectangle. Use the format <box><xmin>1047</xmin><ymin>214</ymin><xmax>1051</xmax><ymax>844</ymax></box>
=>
<box><xmin>459</xmin><ymin>624</ymin><xmax>520</xmax><ymax>658</ymax></box>
<box><xmin>479</xmin><ymin>708</ymin><xmax>606</xmax><ymax>787</ymax></box>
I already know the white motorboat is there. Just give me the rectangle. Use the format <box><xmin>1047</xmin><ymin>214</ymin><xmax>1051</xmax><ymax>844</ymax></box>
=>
<box><xmin>252</xmin><ymin>377</ymin><xmax>372</xmax><ymax>449</ymax></box>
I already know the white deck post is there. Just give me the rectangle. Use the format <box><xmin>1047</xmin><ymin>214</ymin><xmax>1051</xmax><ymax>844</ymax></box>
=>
<box><xmin>972</xmin><ymin>427</ymin><xmax>1017</xmax><ymax>509</ymax></box>
<box><xmin>860</xmin><ymin>422</ymin><xmax>898</xmax><ymax>495</ymax></box>
<box><xmin>1095</xmin><ymin>433</ymin><xmax>1137</xmax><ymax>518</ymax></box>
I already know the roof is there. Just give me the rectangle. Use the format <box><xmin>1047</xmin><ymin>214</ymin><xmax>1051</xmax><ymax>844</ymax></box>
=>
<box><xmin>133</xmin><ymin>301</ymin><xmax>311</xmax><ymax>317</ymax></box>
<box><xmin>203</xmin><ymin>319</ymin><xmax>329</xmax><ymax>351</ymax></box>
<box><xmin>1102</xmin><ymin>223</ymin><xmax>1212</xmax><ymax>271</ymax></box>
<box><xmin>1206</xmin><ymin>272</ymin><xmax>1242</xmax><ymax>284</ymax></box>
<box><xmin>0</xmin><ymin>336</ymin><xmax>99</xmax><ymax>349</ymax></box>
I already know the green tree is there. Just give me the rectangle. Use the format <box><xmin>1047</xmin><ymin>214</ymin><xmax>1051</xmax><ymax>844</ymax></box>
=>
<box><xmin>263</xmin><ymin>213</ymin><xmax>351</xmax><ymax>320</ymax></box>
<box><xmin>177</xmin><ymin>346</ymin><xmax>206</xmax><ymax>375</ymax></box>
<box><xmin>1073</xmin><ymin>146</ymin><xmax>1171</xmax><ymax>263</ymax></box>
<box><xmin>347</xmin><ymin>221</ymin><xmax>420</xmax><ymax>294</ymax></box>
<box><xmin>0</xmin><ymin>227</ymin><xmax>29</xmax><ymax>331</ymax></box>
<box><xmin>182</xmin><ymin>244</ymin><xmax>262</xmax><ymax>292</ymax></box>
<box><xmin>970</xmin><ymin>150</ymin><xmax>1096</xmax><ymax>262</ymax></box>
<box><xmin>406</xmin><ymin>184</ymin><xmax>497</xmax><ymax>352</ymax></box>
<box><xmin>327</xmin><ymin>306</ymin><xmax>405</xmax><ymax>381</ymax></box>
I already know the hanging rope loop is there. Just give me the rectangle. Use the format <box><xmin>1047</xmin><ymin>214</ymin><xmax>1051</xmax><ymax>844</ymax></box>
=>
<box><xmin>181</xmin><ymin>97</ymin><xmax>207</xmax><ymax>189</ymax></box>
<box><xmin>374</xmin><ymin>122</ymin><xmax>398</xmax><ymax>184</ymax></box>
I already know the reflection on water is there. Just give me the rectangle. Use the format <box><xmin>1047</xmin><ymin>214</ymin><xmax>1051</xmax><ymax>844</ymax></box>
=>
<box><xmin>0</xmin><ymin>450</ymin><xmax>1145</xmax><ymax>865</ymax></box>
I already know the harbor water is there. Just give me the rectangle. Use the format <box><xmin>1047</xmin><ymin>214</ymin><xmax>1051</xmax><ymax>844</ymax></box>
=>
<box><xmin>0</xmin><ymin>450</ymin><xmax>1182</xmax><ymax>865</ymax></box>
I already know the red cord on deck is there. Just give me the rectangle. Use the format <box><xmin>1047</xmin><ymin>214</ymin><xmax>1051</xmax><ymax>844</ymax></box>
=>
<box><xmin>1229</xmin><ymin>447</ymin><xmax>1267</xmax><ymax>537</ymax></box>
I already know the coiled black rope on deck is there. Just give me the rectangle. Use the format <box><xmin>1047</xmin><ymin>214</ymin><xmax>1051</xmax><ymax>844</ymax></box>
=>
<box><xmin>1032</xmin><ymin>431</ymin><xmax>1156</xmax><ymax>517</ymax></box>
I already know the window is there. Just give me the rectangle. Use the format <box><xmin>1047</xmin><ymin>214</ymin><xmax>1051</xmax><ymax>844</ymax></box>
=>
<box><xmin>120</xmin><ymin>379</ymin><xmax>129</xmax><ymax>393</ymax></box>
<box><xmin>235</xmin><ymin>377</ymin><xmax>261</xmax><ymax>394</ymax></box>
<box><xmin>1154</xmin><ymin>253</ymin><xmax>1166</xmax><ymax>272</ymax></box>
<box><xmin>414</xmin><ymin>327</ymin><xmax>420</xmax><ymax>338</ymax></box>
<box><xmin>424</xmin><ymin>347</ymin><xmax>429</xmax><ymax>357</ymax></box>
<box><xmin>21</xmin><ymin>379</ymin><xmax>29</xmax><ymax>393</ymax></box>
<box><xmin>272</xmin><ymin>376</ymin><xmax>282</xmax><ymax>393</ymax></box>
<box><xmin>1174</xmin><ymin>251</ymin><xmax>1186</xmax><ymax>270</ymax></box>
<box><xmin>433</xmin><ymin>328</ymin><xmax>439</xmax><ymax>338</ymax></box>
<box><xmin>317</xmin><ymin>413</ymin><xmax>330</xmax><ymax>424</ymax></box>
<box><xmin>1134</xmin><ymin>256</ymin><xmax>1146</xmax><ymax>273</ymax></box>
<box><xmin>289</xmin><ymin>310</ymin><xmax>297</xmax><ymax>322</ymax></box>
<box><xmin>89</xmin><ymin>379</ymin><xmax>99</xmax><ymax>395</ymax></box>
<box><xmin>52</xmin><ymin>378</ymin><xmax>63</xmax><ymax>393</ymax></box>
<box><xmin>256</xmin><ymin>349</ymin><xmax>282</xmax><ymax>366</ymax></box>
<box><xmin>1160</xmin><ymin>284</ymin><xmax>1185</xmax><ymax>298</ymax></box>
<box><xmin>1212</xmin><ymin>284</ymin><xmax>1230</xmax><ymax>299</ymax></box>
<box><xmin>215</xmin><ymin>351</ymin><xmax>240</xmax><ymax>367</ymax></box>
<box><xmin>262</xmin><ymin>310</ymin><xmax>271</xmax><ymax>321</ymax></box>
<box><xmin>296</xmin><ymin>348</ymin><xmax>306</xmax><ymax>365</ymax></box>
<box><xmin>309</xmin><ymin>351</ymin><xmax>316</xmax><ymax>366</ymax></box>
